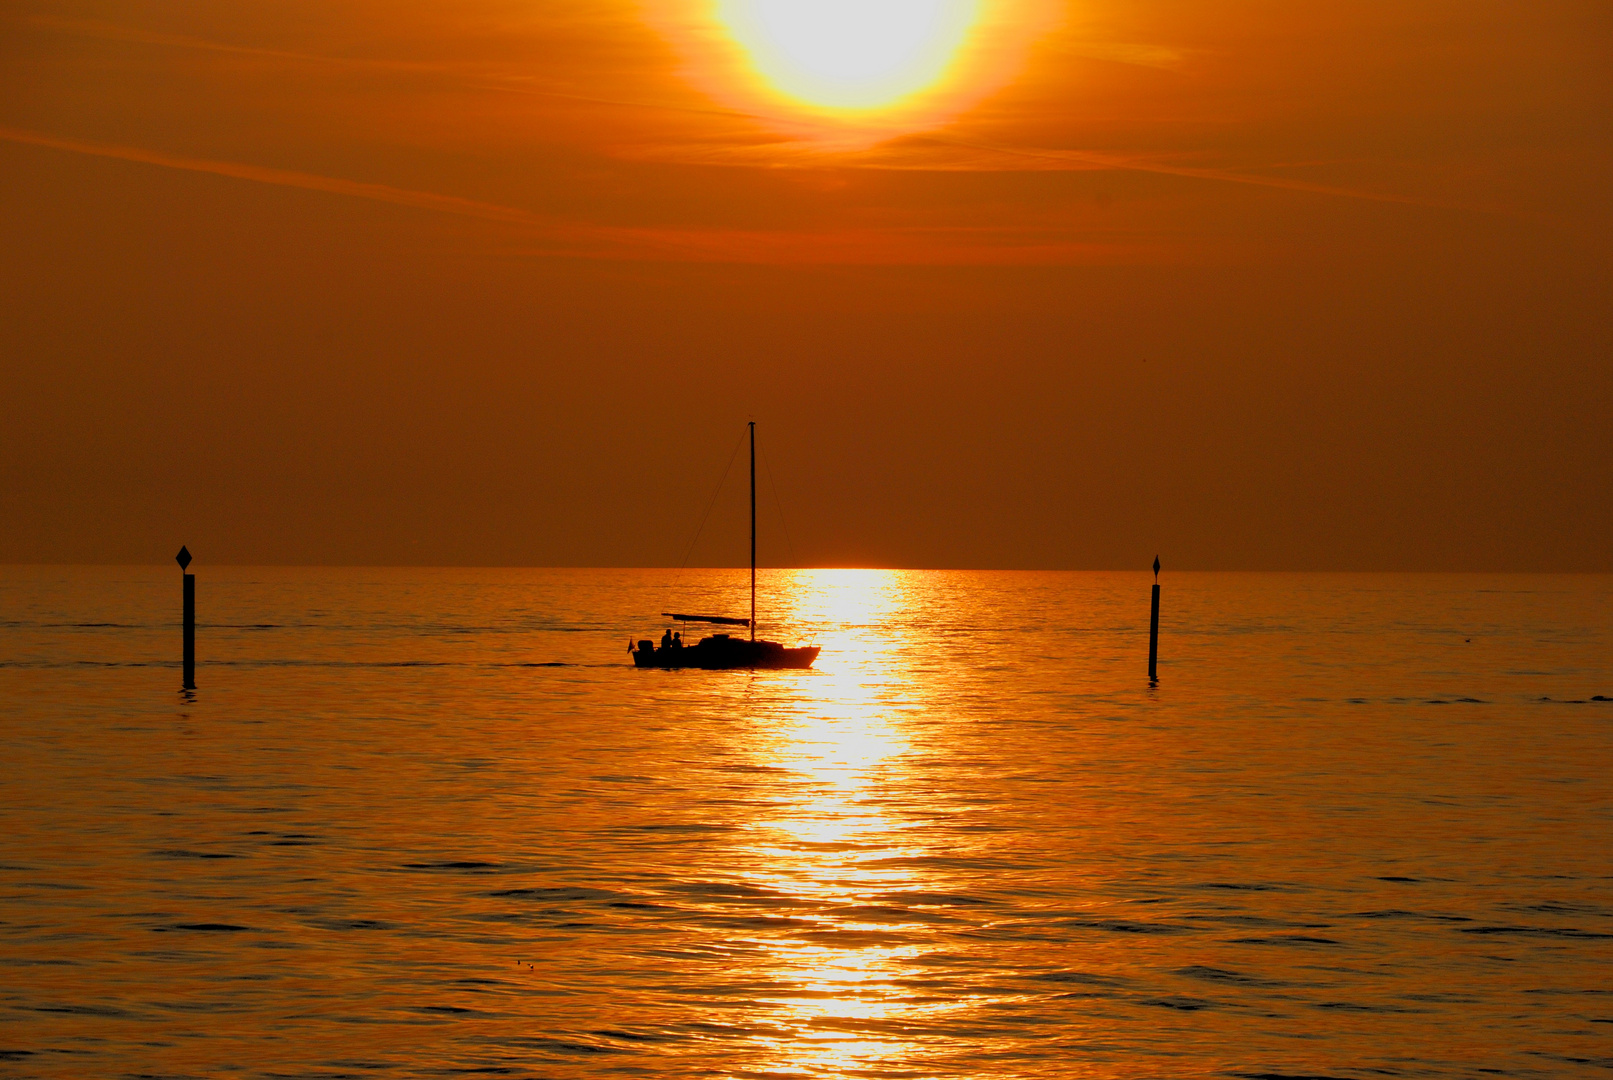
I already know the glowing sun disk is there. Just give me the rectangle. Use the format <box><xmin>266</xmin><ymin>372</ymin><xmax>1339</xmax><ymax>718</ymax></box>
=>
<box><xmin>713</xmin><ymin>0</ymin><xmax>982</xmax><ymax>112</ymax></box>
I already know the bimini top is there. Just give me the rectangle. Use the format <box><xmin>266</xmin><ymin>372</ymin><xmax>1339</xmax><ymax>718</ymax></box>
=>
<box><xmin>662</xmin><ymin>612</ymin><xmax>750</xmax><ymax>627</ymax></box>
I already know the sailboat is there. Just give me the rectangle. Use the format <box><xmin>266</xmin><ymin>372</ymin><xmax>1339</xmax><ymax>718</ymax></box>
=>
<box><xmin>631</xmin><ymin>423</ymin><xmax>820</xmax><ymax>670</ymax></box>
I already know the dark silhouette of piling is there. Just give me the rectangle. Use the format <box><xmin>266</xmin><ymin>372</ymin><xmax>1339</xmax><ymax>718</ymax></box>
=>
<box><xmin>177</xmin><ymin>546</ymin><xmax>195</xmax><ymax>690</ymax></box>
<box><xmin>1148</xmin><ymin>556</ymin><xmax>1160</xmax><ymax>684</ymax></box>
<box><xmin>749</xmin><ymin>421</ymin><xmax>756</xmax><ymax>643</ymax></box>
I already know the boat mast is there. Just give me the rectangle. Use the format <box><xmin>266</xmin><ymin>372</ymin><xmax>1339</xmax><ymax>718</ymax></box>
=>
<box><xmin>749</xmin><ymin>420</ymin><xmax>756</xmax><ymax>642</ymax></box>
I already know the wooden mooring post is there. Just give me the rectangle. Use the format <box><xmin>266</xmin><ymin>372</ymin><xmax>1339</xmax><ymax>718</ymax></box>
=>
<box><xmin>177</xmin><ymin>546</ymin><xmax>195</xmax><ymax>690</ymax></box>
<box><xmin>1148</xmin><ymin>556</ymin><xmax>1160</xmax><ymax>684</ymax></box>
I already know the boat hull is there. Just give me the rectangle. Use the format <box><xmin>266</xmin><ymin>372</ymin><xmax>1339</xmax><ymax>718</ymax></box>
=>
<box><xmin>633</xmin><ymin>636</ymin><xmax>819</xmax><ymax>670</ymax></box>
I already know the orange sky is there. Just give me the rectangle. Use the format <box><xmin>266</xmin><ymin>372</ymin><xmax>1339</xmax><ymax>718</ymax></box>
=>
<box><xmin>2</xmin><ymin>0</ymin><xmax>1609</xmax><ymax>568</ymax></box>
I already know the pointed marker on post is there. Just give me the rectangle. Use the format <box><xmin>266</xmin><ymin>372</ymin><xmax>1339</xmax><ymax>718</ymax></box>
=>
<box><xmin>177</xmin><ymin>546</ymin><xmax>195</xmax><ymax>690</ymax></box>
<box><xmin>1148</xmin><ymin>555</ymin><xmax>1160</xmax><ymax>685</ymax></box>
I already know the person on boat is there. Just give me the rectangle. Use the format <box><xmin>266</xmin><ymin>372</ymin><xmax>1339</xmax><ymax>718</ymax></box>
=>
<box><xmin>673</xmin><ymin>632</ymin><xmax>683</xmax><ymax>649</ymax></box>
<box><xmin>660</xmin><ymin>629</ymin><xmax>672</xmax><ymax>650</ymax></box>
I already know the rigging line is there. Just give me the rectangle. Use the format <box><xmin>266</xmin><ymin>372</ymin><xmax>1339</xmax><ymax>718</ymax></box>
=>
<box><xmin>760</xmin><ymin>440</ymin><xmax>799</xmax><ymax>571</ymax></box>
<box><xmin>679</xmin><ymin>427</ymin><xmax>746</xmax><ymax>570</ymax></box>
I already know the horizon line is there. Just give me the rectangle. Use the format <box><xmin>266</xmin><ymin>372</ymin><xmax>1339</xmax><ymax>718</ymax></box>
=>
<box><xmin>2</xmin><ymin>563</ymin><xmax>1608</xmax><ymax>575</ymax></box>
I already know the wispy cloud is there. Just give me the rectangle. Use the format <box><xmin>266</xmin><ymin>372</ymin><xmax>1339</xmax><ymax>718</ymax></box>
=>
<box><xmin>1</xmin><ymin>125</ymin><xmax>1188</xmax><ymax>266</ymax></box>
<box><xmin>24</xmin><ymin>13</ymin><xmax>760</xmax><ymax>121</ymax></box>
<box><xmin>547</xmin><ymin>225</ymin><xmax>1197</xmax><ymax>266</ymax></box>
<box><xmin>619</xmin><ymin>131</ymin><xmax>1507</xmax><ymax>215</ymax></box>
<box><xmin>904</xmin><ymin>136</ymin><xmax>1495</xmax><ymax>211</ymax></box>
<box><xmin>1058</xmin><ymin>41</ymin><xmax>1187</xmax><ymax>70</ymax></box>
<box><xmin>0</xmin><ymin>125</ymin><xmax>566</xmax><ymax>227</ymax></box>
<box><xmin>20</xmin><ymin>10</ymin><xmax>1495</xmax><ymax>215</ymax></box>
<box><xmin>27</xmin><ymin>14</ymin><xmax>487</xmax><ymax>76</ymax></box>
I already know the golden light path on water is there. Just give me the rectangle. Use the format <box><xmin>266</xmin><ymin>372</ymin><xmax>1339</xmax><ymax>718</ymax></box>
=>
<box><xmin>735</xmin><ymin>571</ymin><xmax>950</xmax><ymax>1072</ymax></box>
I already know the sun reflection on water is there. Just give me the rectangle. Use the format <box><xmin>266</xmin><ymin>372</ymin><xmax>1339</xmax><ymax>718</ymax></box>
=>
<box><xmin>729</xmin><ymin>570</ymin><xmax>964</xmax><ymax>1073</ymax></box>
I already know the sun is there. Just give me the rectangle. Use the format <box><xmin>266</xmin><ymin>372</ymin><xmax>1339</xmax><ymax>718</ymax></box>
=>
<box><xmin>639</xmin><ymin>0</ymin><xmax>1061</xmax><ymax>144</ymax></box>
<box><xmin>713</xmin><ymin>0</ymin><xmax>982</xmax><ymax>113</ymax></box>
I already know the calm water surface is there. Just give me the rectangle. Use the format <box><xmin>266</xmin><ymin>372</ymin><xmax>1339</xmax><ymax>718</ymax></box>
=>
<box><xmin>1</xmin><ymin>568</ymin><xmax>1609</xmax><ymax>1078</ymax></box>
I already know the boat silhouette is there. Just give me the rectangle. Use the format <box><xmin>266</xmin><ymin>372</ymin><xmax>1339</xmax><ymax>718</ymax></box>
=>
<box><xmin>631</xmin><ymin>423</ymin><xmax>820</xmax><ymax>670</ymax></box>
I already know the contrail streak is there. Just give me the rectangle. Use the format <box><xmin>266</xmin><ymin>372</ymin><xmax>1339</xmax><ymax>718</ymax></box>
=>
<box><xmin>0</xmin><ymin>125</ymin><xmax>558</xmax><ymax>227</ymax></box>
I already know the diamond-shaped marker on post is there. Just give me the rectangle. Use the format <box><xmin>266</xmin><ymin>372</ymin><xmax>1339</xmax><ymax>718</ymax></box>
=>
<box><xmin>176</xmin><ymin>546</ymin><xmax>192</xmax><ymax>571</ymax></box>
<box><xmin>1153</xmin><ymin>555</ymin><xmax>1160</xmax><ymax>579</ymax></box>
